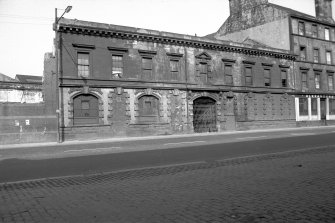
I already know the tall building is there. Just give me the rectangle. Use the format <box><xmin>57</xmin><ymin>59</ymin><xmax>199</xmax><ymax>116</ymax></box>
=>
<box><xmin>54</xmin><ymin>18</ymin><xmax>296</xmax><ymax>141</ymax></box>
<box><xmin>212</xmin><ymin>0</ymin><xmax>335</xmax><ymax>126</ymax></box>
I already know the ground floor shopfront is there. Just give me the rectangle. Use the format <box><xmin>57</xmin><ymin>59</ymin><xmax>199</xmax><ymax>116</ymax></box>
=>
<box><xmin>295</xmin><ymin>95</ymin><xmax>335</xmax><ymax>126</ymax></box>
<box><xmin>59</xmin><ymin>86</ymin><xmax>298</xmax><ymax>141</ymax></box>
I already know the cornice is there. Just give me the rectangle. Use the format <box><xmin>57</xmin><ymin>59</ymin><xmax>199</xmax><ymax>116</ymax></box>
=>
<box><xmin>57</xmin><ymin>23</ymin><xmax>296</xmax><ymax>61</ymax></box>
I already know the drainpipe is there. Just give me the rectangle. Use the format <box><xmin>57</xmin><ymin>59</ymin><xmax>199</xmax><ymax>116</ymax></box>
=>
<box><xmin>184</xmin><ymin>46</ymin><xmax>190</xmax><ymax>132</ymax></box>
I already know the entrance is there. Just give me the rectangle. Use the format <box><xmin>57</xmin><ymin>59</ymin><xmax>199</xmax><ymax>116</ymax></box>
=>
<box><xmin>320</xmin><ymin>98</ymin><xmax>326</xmax><ymax>120</ymax></box>
<box><xmin>193</xmin><ymin>97</ymin><xmax>217</xmax><ymax>133</ymax></box>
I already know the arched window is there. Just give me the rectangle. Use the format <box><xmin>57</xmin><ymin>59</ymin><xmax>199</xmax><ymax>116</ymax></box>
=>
<box><xmin>73</xmin><ymin>94</ymin><xmax>99</xmax><ymax>125</ymax></box>
<box><xmin>138</xmin><ymin>95</ymin><xmax>159</xmax><ymax>123</ymax></box>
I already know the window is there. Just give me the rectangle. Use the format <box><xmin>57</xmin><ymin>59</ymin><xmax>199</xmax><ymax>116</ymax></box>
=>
<box><xmin>77</xmin><ymin>52</ymin><xmax>90</xmax><ymax>78</ymax></box>
<box><xmin>325</xmin><ymin>27</ymin><xmax>330</xmax><ymax>40</ymax></box>
<box><xmin>301</xmin><ymin>71</ymin><xmax>308</xmax><ymax>89</ymax></box>
<box><xmin>281</xmin><ymin>70</ymin><xmax>288</xmax><ymax>87</ymax></box>
<box><xmin>112</xmin><ymin>55</ymin><xmax>123</xmax><ymax>79</ymax></box>
<box><xmin>299</xmin><ymin>98</ymin><xmax>308</xmax><ymax>116</ymax></box>
<box><xmin>315</xmin><ymin>72</ymin><xmax>321</xmax><ymax>89</ymax></box>
<box><xmin>264</xmin><ymin>69</ymin><xmax>271</xmax><ymax>87</ymax></box>
<box><xmin>142</xmin><ymin>57</ymin><xmax>153</xmax><ymax>80</ymax></box>
<box><xmin>298</xmin><ymin>21</ymin><xmax>305</xmax><ymax>35</ymax></box>
<box><xmin>199</xmin><ymin>62</ymin><xmax>208</xmax><ymax>75</ymax></box>
<box><xmin>313</xmin><ymin>49</ymin><xmax>320</xmax><ymax>63</ymax></box>
<box><xmin>245</xmin><ymin>67</ymin><xmax>253</xmax><ymax>86</ymax></box>
<box><xmin>73</xmin><ymin>94</ymin><xmax>99</xmax><ymax>125</ymax></box>
<box><xmin>330</xmin><ymin>99</ymin><xmax>335</xmax><ymax>115</ymax></box>
<box><xmin>328</xmin><ymin>74</ymin><xmax>334</xmax><ymax>90</ymax></box>
<box><xmin>312</xmin><ymin>24</ymin><xmax>318</xmax><ymax>38</ymax></box>
<box><xmin>300</xmin><ymin>46</ymin><xmax>306</xmax><ymax>61</ymax></box>
<box><xmin>326</xmin><ymin>51</ymin><xmax>332</xmax><ymax>64</ymax></box>
<box><xmin>311</xmin><ymin>98</ymin><xmax>318</xmax><ymax>115</ymax></box>
<box><xmin>169</xmin><ymin>60</ymin><xmax>179</xmax><ymax>80</ymax></box>
<box><xmin>224</xmin><ymin>64</ymin><xmax>233</xmax><ymax>85</ymax></box>
<box><xmin>138</xmin><ymin>95</ymin><xmax>159</xmax><ymax>123</ymax></box>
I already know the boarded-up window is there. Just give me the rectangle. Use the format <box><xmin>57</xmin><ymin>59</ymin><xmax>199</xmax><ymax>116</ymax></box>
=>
<box><xmin>311</xmin><ymin>98</ymin><xmax>318</xmax><ymax>115</ymax></box>
<box><xmin>245</xmin><ymin>67</ymin><xmax>253</xmax><ymax>86</ymax></box>
<box><xmin>224</xmin><ymin>64</ymin><xmax>233</xmax><ymax>85</ymax></box>
<box><xmin>281</xmin><ymin>70</ymin><xmax>287</xmax><ymax>87</ymax></box>
<box><xmin>78</xmin><ymin>52</ymin><xmax>89</xmax><ymax>77</ymax></box>
<box><xmin>142</xmin><ymin>57</ymin><xmax>153</xmax><ymax>80</ymax></box>
<box><xmin>312</xmin><ymin>24</ymin><xmax>318</xmax><ymax>38</ymax></box>
<box><xmin>299</xmin><ymin>98</ymin><xmax>308</xmax><ymax>116</ymax></box>
<box><xmin>264</xmin><ymin>69</ymin><xmax>271</xmax><ymax>87</ymax></box>
<box><xmin>112</xmin><ymin>55</ymin><xmax>123</xmax><ymax>78</ymax></box>
<box><xmin>301</xmin><ymin>71</ymin><xmax>308</xmax><ymax>89</ymax></box>
<box><xmin>73</xmin><ymin>94</ymin><xmax>99</xmax><ymax>125</ymax></box>
<box><xmin>138</xmin><ymin>95</ymin><xmax>159</xmax><ymax>123</ymax></box>
<box><xmin>170</xmin><ymin>60</ymin><xmax>179</xmax><ymax>80</ymax></box>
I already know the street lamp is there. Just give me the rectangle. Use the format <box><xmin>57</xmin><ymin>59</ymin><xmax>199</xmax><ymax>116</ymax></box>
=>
<box><xmin>55</xmin><ymin>6</ymin><xmax>72</xmax><ymax>143</ymax></box>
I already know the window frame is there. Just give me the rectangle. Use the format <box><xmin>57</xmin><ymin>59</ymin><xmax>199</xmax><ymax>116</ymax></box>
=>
<box><xmin>315</xmin><ymin>71</ymin><xmax>321</xmax><ymax>89</ymax></box>
<box><xmin>328</xmin><ymin>73</ymin><xmax>334</xmax><ymax>91</ymax></box>
<box><xmin>137</xmin><ymin>95</ymin><xmax>160</xmax><ymax>123</ymax></box>
<box><xmin>311</xmin><ymin>98</ymin><xmax>318</xmax><ymax>116</ymax></box>
<box><xmin>300</xmin><ymin>46</ymin><xmax>307</xmax><ymax>61</ymax></box>
<box><xmin>139</xmin><ymin>50</ymin><xmax>157</xmax><ymax>81</ymax></box>
<box><xmin>108</xmin><ymin>47</ymin><xmax>128</xmax><ymax>79</ymax></box>
<box><xmin>298</xmin><ymin>21</ymin><xmax>305</xmax><ymax>36</ymax></box>
<box><xmin>299</xmin><ymin>97</ymin><xmax>309</xmax><ymax>116</ymax></box>
<box><xmin>313</xmin><ymin>48</ymin><xmax>320</xmax><ymax>63</ymax></box>
<box><xmin>329</xmin><ymin>98</ymin><xmax>335</xmax><ymax>115</ymax></box>
<box><xmin>281</xmin><ymin>69</ymin><xmax>288</xmax><ymax>88</ymax></box>
<box><xmin>301</xmin><ymin>70</ymin><xmax>308</xmax><ymax>90</ymax></box>
<box><xmin>77</xmin><ymin>52</ymin><xmax>90</xmax><ymax>78</ymax></box>
<box><xmin>167</xmin><ymin>53</ymin><xmax>183</xmax><ymax>81</ymax></box>
<box><xmin>263</xmin><ymin>68</ymin><xmax>271</xmax><ymax>87</ymax></box>
<box><xmin>326</xmin><ymin>51</ymin><xmax>332</xmax><ymax>65</ymax></box>
<box><xmin>312</xmin><ymin>24</ymin><xmax>318</xmax><ymax>38</ymax></box>
<box><xmin>325</xmin><ymin>27</ymin><xmax>330</xmax><ymax>41</ymax></box>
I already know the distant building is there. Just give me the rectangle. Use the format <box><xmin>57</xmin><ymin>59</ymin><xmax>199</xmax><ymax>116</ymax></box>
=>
<box><xmin>0</xmin><ymin>55</ymin><xmax>57</xmax><ymax>145</ymax></box>
<box><xmin>54</xmin><ymin>17</ymin><xmax>296</xmax><ymax>141</ymax></box>
<box><xmin>211</xmin><ymin>0</ymin><xmax>335</xmax><ymax>126</ymax></box>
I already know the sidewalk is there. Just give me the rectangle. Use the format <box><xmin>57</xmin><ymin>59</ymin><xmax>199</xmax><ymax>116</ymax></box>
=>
<box><xmin>1</xmin><ymin>125</ymin><xmax>334</xmax><ymax>150</ymax></box>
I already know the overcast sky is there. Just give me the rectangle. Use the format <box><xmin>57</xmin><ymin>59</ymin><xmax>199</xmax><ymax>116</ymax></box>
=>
<box><xmin>0</xmin><ymin>0</ymin><xmax>318</xmax><ymax>78</ymax></box>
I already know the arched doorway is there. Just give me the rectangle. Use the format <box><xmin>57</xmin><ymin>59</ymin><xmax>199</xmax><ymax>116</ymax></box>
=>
<box><xmin>73</xmin><ymin>94</ymin><xmax>99</xmax><ymax>125</ymax></box>
<box><xmin>193</xmin><ymin>97</ymin><xmax>217</xmax><ymax>133</ymax></box>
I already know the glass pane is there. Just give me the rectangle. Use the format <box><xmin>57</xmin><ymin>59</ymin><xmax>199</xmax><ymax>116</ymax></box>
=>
<box><xmin>329</xmin><ymin>75</ymin><xmax>334</xmax><ymax>90</ymax></box>
<box><xmin>315</xmin><ymin>73</ymin><xmax>320</xmax><ymax>89</ymax></box>
<box><xmin>325</xmin><ymin>28</ymin><xmax>330</xmax><ymax>40</ymax></box>
<box><xmin>326</xmin><ymin>52</ymin><xmax>332</xmax><ymax>64</ymax></box>
<box><xmin>330</xmin><ymin>99</ymin><xmax>335</xmax><ymax>115</ymax></box>
<box><xmin>311</xmin><ymin>98</ymin><xmax>317</xmax><ymax>115</ymax></box>
<box><xmin>299</xmin><ymin>98</ymin><xmax>308</xmax><ymax>116</ymax></box>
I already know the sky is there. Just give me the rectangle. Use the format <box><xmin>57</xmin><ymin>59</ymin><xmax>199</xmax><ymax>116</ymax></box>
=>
<box><xmin>0</xmin><ymin>0</ymin><xmax>318</xmax><ymax>78</ymax></box>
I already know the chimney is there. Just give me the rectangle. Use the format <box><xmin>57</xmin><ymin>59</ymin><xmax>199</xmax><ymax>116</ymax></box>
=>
<box><xmin>315</xmin><ymin>0</ymin><xmax>333</xmax><ymax>21</ymax></box>
<box><xmin>228</xmin><ymin>0</ymin><xmax>268</xmax><ymax>16</ymax></box>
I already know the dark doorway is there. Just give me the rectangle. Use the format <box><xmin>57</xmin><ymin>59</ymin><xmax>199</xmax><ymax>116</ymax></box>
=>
<box><xmin>193</xmin><ymin>97</ymin><xmax>217</xmax><ymax>133</ymax></box>
<box><xmin>320</xmin><ymin>98</ymin><xmax>326</xmax><ymax>120</ymax></box>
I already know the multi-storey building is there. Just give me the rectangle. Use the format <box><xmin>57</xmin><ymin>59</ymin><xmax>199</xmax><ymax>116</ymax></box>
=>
<box><xmin>54</xmin><ymin>18</ymin><xmax>296</xmax><ymax>141</ymax></box>
<box><xmin>212</xmin><ymin>0</ymin><xmax>335</xmax><ymax>126</ymax></box>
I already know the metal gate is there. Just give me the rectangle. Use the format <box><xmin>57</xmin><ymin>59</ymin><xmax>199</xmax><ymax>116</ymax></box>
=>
<box><xmin>193</xmin><ymin>97</ymin><xmax>217</xmax><ymax>133</ymax></box>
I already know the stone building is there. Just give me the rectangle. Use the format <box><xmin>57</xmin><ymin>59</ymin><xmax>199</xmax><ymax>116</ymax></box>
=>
<box><xmin>211</xmin><ymin>0</ymin><xmax>335</xmax><ymax>126</ymax></box>
<box><xmin>55</xmin><ymin>18</ymin><xmax>296</xmax><ymax>141</ymax></box>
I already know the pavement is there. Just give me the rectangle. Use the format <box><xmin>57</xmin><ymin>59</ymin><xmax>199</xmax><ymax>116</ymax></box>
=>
<box><xmin>2</xmin><ymin>125</ymin><xmax>335</xmax><ymax>150</ymax></box>
<box><xmin>1</xmin><ymin>145</ymin><xmax>335</xmax><ymax>222</ymax></box>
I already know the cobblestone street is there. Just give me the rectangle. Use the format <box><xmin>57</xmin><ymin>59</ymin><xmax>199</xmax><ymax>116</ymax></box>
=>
<box><xmin>1</xmin><ymin>147</ymin><xmax>335</xmax><ymax>223</ymax></box>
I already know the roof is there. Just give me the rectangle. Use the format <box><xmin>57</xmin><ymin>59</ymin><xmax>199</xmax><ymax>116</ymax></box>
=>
<box><xmin>0</xmin><ymin>73</ymin><xmax>16</xmax><ymax>82</ymax></box>
<box><xmin>15</xmin><ymin>74</ymin><xmax>42</xmax><ymax>84</ymax></box>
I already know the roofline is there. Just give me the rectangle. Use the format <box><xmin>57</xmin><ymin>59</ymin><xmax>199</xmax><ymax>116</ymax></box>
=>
<box><xmin>56</xmin><ymin>18</ymin><xmax>296</xmax><ymax>61</ymax></box>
